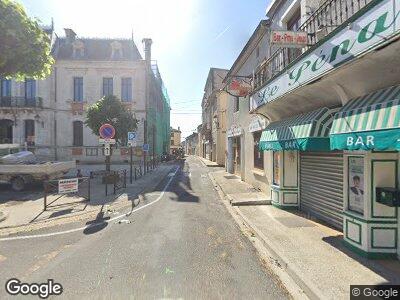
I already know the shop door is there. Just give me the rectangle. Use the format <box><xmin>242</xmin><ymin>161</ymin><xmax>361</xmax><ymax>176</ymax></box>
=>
<box><xmin>300</xmin><ymin>152</ymin><xmax>344</xmax><ymax>230</ymax></box>
<box><xmin>234</xmin><ymin>137</ymin><xmax>241</xmax><ymax>175</ymax></box>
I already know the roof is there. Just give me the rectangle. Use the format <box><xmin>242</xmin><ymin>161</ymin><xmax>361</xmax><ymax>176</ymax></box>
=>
<box><xmin>52</xmin><ymin>37</ymin><xmax>142</xmax><ymax>61</ymax></box>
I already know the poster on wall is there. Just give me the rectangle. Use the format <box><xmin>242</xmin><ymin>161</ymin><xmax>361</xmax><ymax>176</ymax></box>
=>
<box><xmin>273</xmin><ymin>152</ymin><xmax>280</xmax><ymax>185</ymax></box>
<box><xmin>348</xmin><ymin>157</ymin><xmax>364</xmax><ymax>214</ymax></box>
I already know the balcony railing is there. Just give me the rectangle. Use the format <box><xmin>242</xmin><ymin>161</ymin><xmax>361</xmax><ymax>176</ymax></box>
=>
<box><xmin>253</xmin><ymin>0</ymin><xmax>373</xmax><ymax>91</ymax></box>
<box><xmin>0</xmin><ymin>96</ymin><xmax>43</xmax><ymax>108</ymax></box>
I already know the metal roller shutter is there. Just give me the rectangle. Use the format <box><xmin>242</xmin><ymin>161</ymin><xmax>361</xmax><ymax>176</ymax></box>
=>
<box><xmin>300</xmin><ymin>152</ymin><xmax>343</xmax><ymax>230</ymax></box>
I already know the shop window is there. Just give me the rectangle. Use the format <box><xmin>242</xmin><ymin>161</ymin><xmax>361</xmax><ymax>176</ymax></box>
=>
<box><xmin>73</xmin><ymin>120</ymin><xmax>83</xmax><ymax>146</ymax></box>
<box><xmin>348</xmin><ymin>156</ymin><xmax>364</xmax><ymax>215</ymax></box>
<box><xmin>253</xmin><ymin>131</ymin><xmax>264</xmax><ymax>170</ymax></box>
<box><xmin>273</xmin><ymin>151</ymin><xmax>280</xmax><ymax>185</ymax></box>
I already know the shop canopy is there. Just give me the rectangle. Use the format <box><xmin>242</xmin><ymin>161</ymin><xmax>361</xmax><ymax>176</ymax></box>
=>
<box><xmin>259</xmin><ymin>107</ymin><xmax>336</xmax><ymax>151</ymax></box>
<box><xmin>330</xmin><ymin>85</ymin><xmax>400</xmax><ymax>151</ymax></box>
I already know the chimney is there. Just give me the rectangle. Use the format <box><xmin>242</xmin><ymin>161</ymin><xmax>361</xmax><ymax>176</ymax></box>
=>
<box><xmin>64</xmin><ymin>28</ymin><xmax>76</xmax><ymax>43</ymax></box>
<box><xmin>142</xmin><ymin>38</ymin><xmax>152</xmax><ymax>63</ymax></box>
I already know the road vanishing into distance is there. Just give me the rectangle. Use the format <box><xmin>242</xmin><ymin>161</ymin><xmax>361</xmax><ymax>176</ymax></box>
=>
<box><xmin>0</xmin><ymin>156</ymin><xmax>288</xmax><ymax>299</ymax></box>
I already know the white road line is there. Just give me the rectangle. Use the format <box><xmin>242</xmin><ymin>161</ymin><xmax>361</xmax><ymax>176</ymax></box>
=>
<box><xmin>0</xmin><ymin>167</ymin><xmax>180</xmax><ymax>242</ymax></box>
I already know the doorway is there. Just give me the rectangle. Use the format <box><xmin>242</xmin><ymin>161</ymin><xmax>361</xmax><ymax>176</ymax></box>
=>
<box><xmin>0</xmin><ymin>119</ymin><xmax>13</xmax><ymax>144</ymax></box>
<box><xmin>234</xmin><ymin>136</ymin><xmax>241</xmax><ymax>176</ymax></box>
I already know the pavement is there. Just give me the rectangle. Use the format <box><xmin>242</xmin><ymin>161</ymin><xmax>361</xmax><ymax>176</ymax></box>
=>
<box><xmin>0</xmin><ymin>156</ymin><xmax>289</xmax><ymax>299</ymax></box>
<box><xmin>0</xmin><ymin>162</ymin><xmax>174</xmax><ymax>236</ymax></box>
<box><xmin>210</xmin><ymin>168</ymin><xmax>400</xmax><ymax>300</ymax></box>
<box><xmin>198</xmin><ymin>156</ymin><xmax>222</xmax><ymax>167</ymax></box>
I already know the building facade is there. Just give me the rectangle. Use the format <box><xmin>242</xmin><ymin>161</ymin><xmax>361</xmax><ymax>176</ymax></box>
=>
<box><xmin>249</xmin><ymin>0</ymin><xmax>400</xmax><ymax>259</ymax></box>
<box><xmin>170</xmin><ymin>127</ymin><xmax>181</xmax><ymax>155</ymax></box>
<box><xmin>200</xmin><ymin>68</ymin><xmax>228</xmax><ymax>164</ymax></box>
<box><xmin>0</xmin><ymin>28</ymin><xmax>170</xmax><ymax>163</ymax></box>
<box><xmin>225</xmin><ymin>20</ymin><xmax>271</xmax><ymax>192</ymax></box>
<box><xmin>184</xmin><ymin>132</ymin><xmax>198</xmax><ymax>155</ymax></box>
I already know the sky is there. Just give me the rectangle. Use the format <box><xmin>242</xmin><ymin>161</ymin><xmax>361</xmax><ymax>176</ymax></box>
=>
<box><xmin>20</xmin><ymin>0</ymin><xmax>269</xmax><ymax>140</ymax></box>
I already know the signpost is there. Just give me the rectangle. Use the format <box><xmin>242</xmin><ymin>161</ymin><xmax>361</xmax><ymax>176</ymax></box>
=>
<box><xmin>128</xmin><ymin>132</ymin><xmax>137</xmax><ymax>183</ymax></box>
<box><xmin>99</xmin><ymin>123</ymin><xmax>116</xmax><ymax>171</ymax></box>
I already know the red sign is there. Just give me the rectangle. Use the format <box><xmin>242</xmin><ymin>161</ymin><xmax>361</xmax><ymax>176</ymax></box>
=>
<box><xmin>227</xmin><ymin>78</ymin><xmax>252</xmax><ymax>97</ymax></box>
<box><xmin>270</xmin><ymin>30</ymin><xmax>308</xmax><ymax>48</ymax></box>
<box><xmin>99</xmin><ymin>123</ymin><xmax>115</xmax><ymax>139</ymax></box>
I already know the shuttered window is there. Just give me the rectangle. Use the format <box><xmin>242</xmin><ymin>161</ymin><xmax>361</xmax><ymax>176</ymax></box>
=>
<box><xmin>73</xmin><ymin>121</ymin><xmax>83</xmax><ymax>146</ymax></box>
<box><xmin>102</xmin><ymin>78</ymin><xmax>113</xmax><ymax>96</ymax></box>
<box><xmin>121</xmin><ymin>77</ymin><xmax>132</xmax><ymax>101</ymax></box>
<box><xmin>74</xmin><ymin>77</ymin><xmax>83</xmax><ymax>102</ymax></box>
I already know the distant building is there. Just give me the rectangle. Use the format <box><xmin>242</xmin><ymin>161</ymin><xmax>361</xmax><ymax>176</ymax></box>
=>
<box><xmin>169</xmin><ymin>127</ymin><xmax>181</xmax><ymax>155</ymax></box>
<box><xmin>184</xmin><ymin>132</ymin><xmax>198</xmax><ymax>155</ymax></box>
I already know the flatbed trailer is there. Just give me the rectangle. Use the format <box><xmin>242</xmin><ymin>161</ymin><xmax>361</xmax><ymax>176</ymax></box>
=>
<box><xmin>0</xmin><ymin>161</ymin><xmax>76</xmax><ymax>191</ymax></box>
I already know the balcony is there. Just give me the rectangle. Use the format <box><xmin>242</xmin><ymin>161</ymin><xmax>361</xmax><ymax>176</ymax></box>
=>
<box><xmin>0</xmin><ymin>97</ymin><xmax>43</xmax><ymax>108</ymax></box>
<box><xmin>253</xmin><ymin>0</ymin><xmax>373</xmax><ymax>91</ymax></box>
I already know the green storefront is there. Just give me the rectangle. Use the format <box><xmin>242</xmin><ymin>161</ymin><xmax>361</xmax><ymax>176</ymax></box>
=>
<box><xmin>259</xmin><ymin>85</ymin><xmax>400</xmax><ymax>258</ymax></box>
<box><xmin>330</xmin><ymin>85</ymin><xmax>400</xmax><ymax>259</ymax></box>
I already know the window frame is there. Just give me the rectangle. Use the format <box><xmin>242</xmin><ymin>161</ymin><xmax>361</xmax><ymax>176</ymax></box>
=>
<box><xmin>73</xmin><ymin>120</ymin><xmax>84</xmax><ymax>147</ymax></box>
<box><xmin>102</xmin><ymin>77</ymin><xmax>113</xmax><ymax>97</ymax></box>
<box><xmin>121</xmin><ymin>77</ymin><xmax>132</xmax><ymax>102</ymax></box>
<box><xmin>24</xmin><ymin>119</ymin><xmax>35</xmax><ymax>146</ymax></box>
<box><xmin>73</xmin><ymin>77</ymin><xmax>83</xmax><ymax>102</ymax></box>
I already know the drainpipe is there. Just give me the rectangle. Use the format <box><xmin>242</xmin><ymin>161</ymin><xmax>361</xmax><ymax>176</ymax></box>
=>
<box><xmin>54</xmin><ymin>67</ymin><xmax>58</xmax><ymax>161</ymax></box>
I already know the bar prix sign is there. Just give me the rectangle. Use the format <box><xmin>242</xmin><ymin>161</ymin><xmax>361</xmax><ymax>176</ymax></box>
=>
<box><xmin>250</xmin><ymin>0</ymin><xmax>400</xmax><ymax>110</ymax></box>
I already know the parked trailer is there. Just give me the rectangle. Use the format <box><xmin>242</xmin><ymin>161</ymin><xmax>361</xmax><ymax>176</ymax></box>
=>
<box><xmin>0</xmin><ymin>161</ymin><xmax>76</xmax><ymax>191</ymax></box>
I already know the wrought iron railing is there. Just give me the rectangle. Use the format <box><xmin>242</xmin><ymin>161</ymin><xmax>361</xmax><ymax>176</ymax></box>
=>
<box><xmin>0</xmin><ymin>96</ymin><xmax>43</xmax><ymax>108</ymax></box>
<box><xmin>253</xmin><ymin>0</ymin><xmax>373</xmax><ymax>91</ymax></box>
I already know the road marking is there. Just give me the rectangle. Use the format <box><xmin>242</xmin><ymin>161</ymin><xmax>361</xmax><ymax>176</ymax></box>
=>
<box><xmin>0</xmin><ymin>167</ymin><xmax>180</xmax><ymax>242</ymax></box>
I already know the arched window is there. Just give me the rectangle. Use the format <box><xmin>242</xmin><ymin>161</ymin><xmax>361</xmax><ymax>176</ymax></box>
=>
<box><xmin>73</xmin><ymin>121</ymin><xmax>83</xmax><ymax>146</ymax></box>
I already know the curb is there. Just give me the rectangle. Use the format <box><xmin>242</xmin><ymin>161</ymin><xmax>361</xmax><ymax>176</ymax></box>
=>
<box><xmin>0</xmin><ymin>164</ymin><xmax>175</xmax><ymax>237</ymax></box>
<box><xmin>0</xmin><ymin>211</ymin><xmax>8</xmax><ymax>223</ymax></box>
<box><xmin>208</xmin><ymin>171</ymin><xmax>323</xmax><ymax>300</ymax></box>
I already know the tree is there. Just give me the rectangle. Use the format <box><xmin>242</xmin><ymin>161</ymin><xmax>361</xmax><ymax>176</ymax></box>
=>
<box><xmin>0</xmin><ymin>0</ymin><xmax>54</xmax><ymax>80</ymax></box>
<box><xmin>85</xmin><ymin>95</ymin><xmax>138</xmax><ymax>145</ymax></box>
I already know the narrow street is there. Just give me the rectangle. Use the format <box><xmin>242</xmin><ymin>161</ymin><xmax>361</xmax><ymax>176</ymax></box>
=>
<box><xmin>0</xmin><ymin>156</ymin><xmax>288</xmax><ymax>299</ymax></box>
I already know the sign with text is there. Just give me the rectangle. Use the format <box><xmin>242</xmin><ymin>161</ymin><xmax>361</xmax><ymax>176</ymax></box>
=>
<box><xmin>251</xmin><ymin>0</ymin><xmax>400</xmax><ymax>110</ymax></box>
<box><xmin>270</xmin><ymin>30</ymin><xmax>308</xmax><ymax>48</ymax></box>
<box><xmin>58</xmin><ymin>178</ymin><xmax>78</xmax><ymax>194</ymax></box>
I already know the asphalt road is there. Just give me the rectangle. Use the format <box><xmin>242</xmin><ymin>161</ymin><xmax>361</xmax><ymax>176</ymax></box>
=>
<box><xmin>0</xmin><ymin>156</ymin><xmax>288</xmax><ymax>299</ymax></box>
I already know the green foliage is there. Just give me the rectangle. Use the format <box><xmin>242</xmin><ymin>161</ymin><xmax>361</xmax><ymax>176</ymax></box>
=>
<box><xmin>85</xmin><ymin>95</ymin><xmax>138</xmax><ymax>145</ymax></box>
<box><xmin>0</xmin><ymin>0</ymin><xmax>54</xmax><ymax>80</ymax></box>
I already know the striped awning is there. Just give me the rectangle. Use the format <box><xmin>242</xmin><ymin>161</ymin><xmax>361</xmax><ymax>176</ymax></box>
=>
<box><xmin>330</xmin><ymin>85</ymin><xmax>400</xmax><ymax>150</ymax></box>
<box><xmin>260</xmin><ymin>107</ymin><xmax>337</xmax><ymax>151</ymax></box>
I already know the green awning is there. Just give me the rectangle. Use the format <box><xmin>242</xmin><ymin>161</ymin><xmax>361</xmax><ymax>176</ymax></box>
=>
<box><xmin>260</xmin><ymin>107</ymin><xmax>336</xmax><ymax>151</ymax></box>
<box><xmin>330</xmin><ymin>85</ymin><xmax>400</xmax><ymax>151</ymax></box>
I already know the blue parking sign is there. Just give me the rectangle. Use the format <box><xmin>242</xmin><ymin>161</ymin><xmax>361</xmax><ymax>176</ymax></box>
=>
<box><xmin>142</xmin><ymin>144</ymin><xmax>149</xmax><ymax>152</ymax></box>
<box><xmin>128</xmin><ymin>132</ymin><xmax>136</xmax><ymax>141</ymax></box>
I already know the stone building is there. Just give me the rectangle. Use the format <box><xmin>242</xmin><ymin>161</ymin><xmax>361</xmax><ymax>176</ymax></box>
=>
<box><xmin>0</xmin><ymin>27</ymin><xmax>170</xmax><ymax>163</ymax></box>
<box><xmin>200</xmin><ymin>68</ymin><xmax>228</xmax><ymax>164</ymax></box>
<box><xmin>169</xmin><ymin>127</ymin><xmax>181</xmax><ymax>155</ymax></box>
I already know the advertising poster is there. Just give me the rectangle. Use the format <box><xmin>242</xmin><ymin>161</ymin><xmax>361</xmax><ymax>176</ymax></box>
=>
<box><xmin>273</xmin><ymin>152</ymin><xmax>280</xmax><ymax>185</ymax></box>
<box><xmin>348</xmin><ymin>157</ymin><xmax>364</xmax><ymax>214</ymax></box>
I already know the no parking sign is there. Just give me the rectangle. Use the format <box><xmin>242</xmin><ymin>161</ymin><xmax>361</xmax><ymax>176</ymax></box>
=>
<box><xmin>99</xmin><ymin>124</ymin><xmax>115</xmax><ymax>139</ymax></box>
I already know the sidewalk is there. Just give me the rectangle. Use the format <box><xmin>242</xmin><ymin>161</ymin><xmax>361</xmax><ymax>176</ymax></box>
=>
<box><xmin>210</xmin><ymin>169</ymin><xmax>400</xmax><ymax>300</ymax></box>
<box><xmin>0</xmin><ymin>163</ymin><xmax>175</xmax><ymax>236</ymax></box>
<box><xmin>198</xmin><ymin>156</ymin><xmax>221</xmax><ymax>167</ymax></box>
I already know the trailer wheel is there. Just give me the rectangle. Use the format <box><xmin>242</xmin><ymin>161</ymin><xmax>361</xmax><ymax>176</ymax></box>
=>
<box><xmin>11</xmin><ymin>177</ymin><xmax>25</xmax><ymax>192</ymax></box>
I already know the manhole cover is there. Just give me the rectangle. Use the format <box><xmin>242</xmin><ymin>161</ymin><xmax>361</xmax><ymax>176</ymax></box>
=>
<box><xmin>275</xmin><ymin>217</ymin><xmax>316</xmax><ymax>228</ymax></box>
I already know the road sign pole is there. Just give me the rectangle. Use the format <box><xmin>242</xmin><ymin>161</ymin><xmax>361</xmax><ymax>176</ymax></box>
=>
<box><xmin>130</xmin><ymin>145</ymin><xmax>133</xmax><ymax>184</ymax></box>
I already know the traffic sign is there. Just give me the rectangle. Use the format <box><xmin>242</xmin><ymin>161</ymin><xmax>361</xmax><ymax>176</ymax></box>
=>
<box><xmin>99</xmin><ymin>138</ymin><xmax>116</xmax><ymax>145</ymax></box>
<box><xmin>128</xmin><ymin>131</ymin><xmax>136</xmax><ymax>142</ymax></box>
<box><xmin>99</xmin><ymin>123</ymin><xmax>115</xmax><ymax>139</ymax></box>
<box><xmin>104</xmin><ymin>144</ymin><xmax>111</xmax><ymax>156</ymax></box>
<box><xmin>142</xmin><ymin>144</ymin><xmax>149</xmax><ymax>152</ymax></box>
